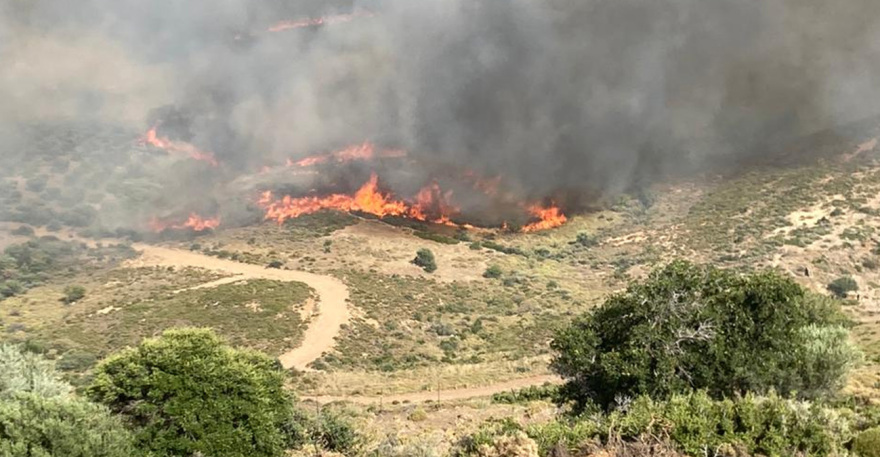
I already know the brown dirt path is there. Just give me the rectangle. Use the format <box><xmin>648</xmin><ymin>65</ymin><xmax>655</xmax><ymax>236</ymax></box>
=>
<box><xmin>126</xmin><ymin>244</ymin><xmax>560</xmax><ymax>402</ymax></box>
<box><xmin>301</xmin><ymin>375</ymin><xmax>562</xmax><ymax>405</ymax></box>
<box><xmin>128</xmin><ymin>244</ymin><xmax>350</xmax><ymax>371</ymax></box>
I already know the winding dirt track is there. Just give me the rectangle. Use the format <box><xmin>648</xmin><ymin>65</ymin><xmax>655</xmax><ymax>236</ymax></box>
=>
<box><xmin>129</xmin><ymin>244</ymin><xmax>350</xmax><ymax>371</ymax></box>
<box><xmin>129</xmin><ymin>244</ymin><xmax>560</xmax><ymax>402</ymax></box>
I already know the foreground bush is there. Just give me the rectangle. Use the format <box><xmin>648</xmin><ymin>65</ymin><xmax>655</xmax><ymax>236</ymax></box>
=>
<box><xmin>88</xmin><ymin>328</ymin><xmax>294</xmax><ymax>457</ymax></box>
<box><xmin>0</xmin><ymin>344</ymin><xmax>135</xmax><ymax>457</ymax></box>
<box><xmin>552</xmin><ymin>260</ymin><xmax>860</xmax><ymax>410</ymax></box>
<box><xmin>853</xmin><ymin>426</ymin><xmax>880</xmax><ymax>457</ymax></box>
<box><xmin>0</xmin><ymin>393</ymin><xmax>137</xmax><ymax>457</ymax></box>
<box><xmin>457</xmin><ymin>391</ymin><xmax>864</xmax><ymax>457</ymax></box>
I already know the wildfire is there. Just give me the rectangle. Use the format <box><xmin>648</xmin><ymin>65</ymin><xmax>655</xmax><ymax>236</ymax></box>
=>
<box><xmin>149</xmin><ymin>213</ymin><xmax>221</xmax><ymax>232</ymax></box>
<box><xmin>268</xmin><ymin>11</ymin><xmax>373</xmax><ymax>32</ymax></box>
<box><xmin>290</xmin><ymin>142</ymin><xmax>406</xmax><ymax>168</ymax></box>
<box><xmin>140</xmin><ymin>127</ymin><xmax>219</xmax><ymax>167</ymax></box>
<box><xmin>521</xmin><ymin>204</ymin><xmax>568</xmax><ymax>232</ymax></box>
<box><xmin>259</xmin><ymin>173</ymin><xmax>459</xmax><ymax>225</ymax></box>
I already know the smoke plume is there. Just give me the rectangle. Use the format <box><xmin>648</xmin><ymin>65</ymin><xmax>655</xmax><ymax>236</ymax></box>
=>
<box><xmin>2</xmin><ymin>0</ymin><xmax>879</xmax><ymax>229</ymax></box>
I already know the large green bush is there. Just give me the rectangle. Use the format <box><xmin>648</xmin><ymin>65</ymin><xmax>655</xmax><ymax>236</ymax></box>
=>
<box><xmin>551</xmin><ymin>261</ymin><xmax>859</xmax><ymax>410</ymax></box>
<box><xmin>87</xmin><ymin>328</ymin><xmax>295</xmax><ymax>457</ymax></box>
<box><xmin>0</xmin><ymin>344</ymin><xmax>135</xmax><ymax>457</ymax></box>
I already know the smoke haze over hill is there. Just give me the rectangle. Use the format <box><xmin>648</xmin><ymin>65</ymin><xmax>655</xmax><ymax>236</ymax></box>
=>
<box><xmin>2</xmin><ymin>0</ymin><xmax>880</xmax><ymax>228</ymax></box>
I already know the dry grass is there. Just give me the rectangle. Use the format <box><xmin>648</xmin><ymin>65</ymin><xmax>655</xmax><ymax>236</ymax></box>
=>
<box><xmin>295</xmin><ymin>356</ymin><xmax>553</xmax><ymax>397</ymax></box>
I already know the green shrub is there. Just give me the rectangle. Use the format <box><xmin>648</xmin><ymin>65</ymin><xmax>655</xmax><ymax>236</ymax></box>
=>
<box><xmin>491</xmin><ymin>384</ymin><xmax>560</xmax><ymax>404</ymax></box>
<box><xmin>313</xmin><ymin>410</ymin><xmax>362</xmax><ymax>455</ymax></box>
<box><xmin>267</xmin><ymin>259</ymin><xmax>284</xmax><ymax>269</ymax></box>
<box><xmin>0</xmin><ymin>344</ymin><xmax>71</xmax><ymax>398</ymax></box>
<box><xmin>0</xmin><ymin>280</ymin><xmax>24</xmax><ymax>298</ymax></box>
<box><xmin>574</xmin><ymin>231</ymin><xmax>597</xmax><ymax>247</ymax></box>
<box><xmin>827</xmin><ymin>276</ymin><xmax>859</xmax><ymax>298</ymax></box>
<box><xmin>483</xmin><ymin>265</ymin><xmax>503</xmax><ymax>279</ymax></box>
<box><xmin>0</xmin><ymin>345</ymin><xmax>135</xmax><ymax>457</ymax></box>
<box><xmin>88</xmin><ymin>328</ymin><xmax>294</xmax><ymax>457</ymax></box>
<box><xmin>413</xmin><ymin>248</ymin><xmax>437</xmax><ymax>273</ymax></box>
<box><xmin>408</xmin><ymin>407</ymin><xmax>428</xmax><ymax>422</ymax></box>
<box><xmin>481</xmin><ymin>241</ymin><xmax>527</xmax><ymax>256</ymax></box>
<box><xmin>0</xmin><ymin>393</ymin><xmax>137</xmax><ymax>457</ymax></box>
<box><xmin>62</xmin><ymin>285</ymin><xmax>86</xmax><ymax>304</ymax></box>
<box><xmin>853</xmin><ymin>426</ymin><xmax>880</xmax><ymax>457</ymax></box>
<box><xmin>475</xmin><ymin>391</ymin><xmax>860</xmax><ymax>457</ymax></box>
<box><xmin>10</xmin><ymin>226</ymin><xmax>34</xmax><ymax>237</ymax></box>
<box><xmin>414</xmin><ymin>231</ymin><xmax>459</xmax><ymax>245</ymax></box>
<box><xmin>552</xmin><ymin>260</ymin><xmax>855</xmax><ymax>411</ymax></box>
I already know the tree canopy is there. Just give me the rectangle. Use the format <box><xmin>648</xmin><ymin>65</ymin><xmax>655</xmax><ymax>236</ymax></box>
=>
<box><xmin>87</xmin><ymin>328</ymin><xmax>294</xmax><ymax>457</ymax></box>
<box><xmin>551</xmin><ymin>260</ymin><xmax>861</xmax><ymax>411</ymax></box>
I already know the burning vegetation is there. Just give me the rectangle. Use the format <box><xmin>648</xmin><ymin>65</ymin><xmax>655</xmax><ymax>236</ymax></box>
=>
<box><xmin>139</xmin><ymin>127</ymin><xmax>219</xmax><ymax>167</ymax></box>
<box><xmin>257</xmin><ymin>171</ymin><xmax>567</xmax><ymax>232</ymax></box>
<box><xmin>149</xmin><ymin>213</ymin><xmax>221</xmax><ymax>233</ymax></box>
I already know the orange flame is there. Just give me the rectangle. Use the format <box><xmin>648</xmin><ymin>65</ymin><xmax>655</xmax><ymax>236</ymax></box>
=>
<box><xmin>408</xmin><ymin>182</ymin><xmax>459</xmax><ymax>226</ymax></box>
<box><xmin>268</xmin><ymin>11</ymin><xmax>373</xmax><ymax>32</ymax></box>
<box><xmin>140</xmin><ymin>127</ymin><xmax>219</xmax><ymax>167</ymax></box>
<box><xmin>521</xmin><ymin>204</ymin><xmax>567</xmax><ymax>232</ymax></box>
<box><xmin>150</xmin><ymin>213</ymin><xmax>221</xmax><ymax>232</ymax></box>
<box><xmin>290</xmin><ymin>142</ymin><xmax>406</xmax><ymax>168</ymax></box>
<box><xmin>260</xmin><ymin>173</ymin><xmax>461</xmax><ymax>225</ymax></box>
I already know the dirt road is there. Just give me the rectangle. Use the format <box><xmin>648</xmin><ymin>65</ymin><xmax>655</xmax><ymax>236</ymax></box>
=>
<box><xmin>129</xmin><ymin>244</ymin><xmax>350</xmax><ymax>371</ymax></box>
<box><xmin>127</xmin><ymin>243</ymin><xmax>559</xmax><ymax>402</ymax></box>
<box><xmin>301</xmin><ymin>375</ymin><xmax>562</xmax><ymax>404</ymax></box>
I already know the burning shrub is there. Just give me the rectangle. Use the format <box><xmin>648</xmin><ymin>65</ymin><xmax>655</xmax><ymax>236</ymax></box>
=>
<box><xmin>412</xmin><ymin>248</ymin><xmax>437</xmax><ymax>273</ymax></box>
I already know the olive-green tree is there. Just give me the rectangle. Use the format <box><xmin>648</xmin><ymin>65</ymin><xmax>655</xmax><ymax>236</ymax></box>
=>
<box><xmin>88</xmin><ymin>328</ymin><xmax>295</xmax><ymax>457</ymax></box>
<box><xmin>551</xmin><ymin>261</ymin><xmax>861</xmax><ymax>411</ymax></box>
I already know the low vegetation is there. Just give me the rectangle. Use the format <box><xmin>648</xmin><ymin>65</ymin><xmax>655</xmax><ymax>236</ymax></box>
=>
<box><xmin>313</xmin><ymin>270</ymin><xmax>572</xmax><ymax>372</ymax></box>
<box><xmin>456</xmin><ymin>391</ymin><xmax>871</xmax><ymax>457</ymax></box>
<box><xmin>0</xmin><ymin>238</ymin><xmax>135</xmax><ymax>300</ymax></box>
<box><xmin>43</xmin><ymin>279</ymin><xmax>312</xmax><ymax>365</ymax></box>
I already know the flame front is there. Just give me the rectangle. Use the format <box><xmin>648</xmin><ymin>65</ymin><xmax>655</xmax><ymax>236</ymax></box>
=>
<box><xmin>140</xmin><ymin>127</ymin><xmax>219</xmax><ymax>167</ymax></box>
<box><xmin>521</xmin><ymin>204</ymin><xmax>567</xmax><ymax>232</ymax></box>
<box><xmin>260</xmin><ymin>173</ymin><xmax>567</xmax><ymax>231</ymax></box>
<box><xmin>150</xmin><ymin>213</ymin><xmax>221</xmax><ymax>232</ymax></box>
<box><xmin>260</xmin><ymin>173</ymin><xmax>458</xmax><ymax>225</ymax></box>
<box><xmin>290</xmin><ymin>142</ymin><xmax>405</xmax><ymax>168</ymax></box>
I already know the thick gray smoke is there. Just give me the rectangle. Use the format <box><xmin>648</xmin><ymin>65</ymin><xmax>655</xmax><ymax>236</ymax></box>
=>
<box><xmin>2</xmin><ymin>0</ymin><xmax>880</xmax><ymax>228</ymax></box>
